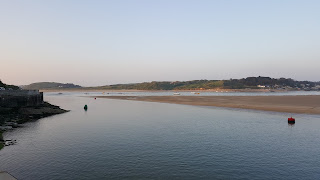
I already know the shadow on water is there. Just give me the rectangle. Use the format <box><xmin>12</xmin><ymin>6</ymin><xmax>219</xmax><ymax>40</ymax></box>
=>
<box><xmin>288</xmin><ymin>123</ymin><xmax>295</xmax><ymax>127</ymax></box>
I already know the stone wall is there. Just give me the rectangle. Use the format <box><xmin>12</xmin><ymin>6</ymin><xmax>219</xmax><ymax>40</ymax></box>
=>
<box><xmin>0</xmin><ymin>90</ymin><xmax>43</xmax><ymax>108</ymax></box>
<box><xmin>0</xmin><ymin>90</ymin><xmax>40</xmax><ymax>96</ymax></box>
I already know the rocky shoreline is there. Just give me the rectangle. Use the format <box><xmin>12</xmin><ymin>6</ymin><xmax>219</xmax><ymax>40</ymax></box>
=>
<box><xmin>0</xmin><ymin>102</ymin><xmax>68</xmax><ymax>150</ymax></box>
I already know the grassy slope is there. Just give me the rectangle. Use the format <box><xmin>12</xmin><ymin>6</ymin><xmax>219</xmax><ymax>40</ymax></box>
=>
<box><xmin>23</xmin><ymin>82</ymin><xmax>81</xmax><ymax>90</ymax></box>
<box><xmin>0</xmin><ymin>80</ymin><xmax>19</xmax><ymax>90</ymax></box>
<box><xmin>86</xmin><ymin>77</ymin><xmax>315</xmax><ymax>90</ymax></box>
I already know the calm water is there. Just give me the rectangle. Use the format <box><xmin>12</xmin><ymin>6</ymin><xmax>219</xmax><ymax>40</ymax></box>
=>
<box><xmin>1</xmin><ymin>94</ymin><xmax>320</xmax><ymax>180</ymax></box>
<box><xmin>46</xmin><ymin>90</ymin><xmax>320</xmax><ymax>97</ymax></box>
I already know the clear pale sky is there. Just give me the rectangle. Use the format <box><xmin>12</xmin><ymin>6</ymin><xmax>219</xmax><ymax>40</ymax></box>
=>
<box><xmin>1</xmin><ymin>0</ymin><xmax>319</xmax><ymax>86</ymax></box>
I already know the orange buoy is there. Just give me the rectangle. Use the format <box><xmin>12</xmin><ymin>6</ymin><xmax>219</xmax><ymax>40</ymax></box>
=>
<box><xmin>288</xmin><ymin>117</ymin><xmax>295</xmax><ymax>124</ymax></box>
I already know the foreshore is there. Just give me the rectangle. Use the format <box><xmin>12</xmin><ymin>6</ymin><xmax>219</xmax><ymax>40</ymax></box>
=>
<box><xmin>94</xmin><ymin>95</ymin><xmax>320</xmax><ymax>115</ymax></box>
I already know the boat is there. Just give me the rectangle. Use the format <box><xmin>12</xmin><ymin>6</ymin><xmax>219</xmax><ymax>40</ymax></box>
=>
<box><xmin>173</xmin><ymin>93</ymin><xmax>180</xmax><ymax>95</ymax></box>
<box><xmin>288</xmin><ymin>117</ymin><xmax>295</xmax><ymax>124</ymax></box>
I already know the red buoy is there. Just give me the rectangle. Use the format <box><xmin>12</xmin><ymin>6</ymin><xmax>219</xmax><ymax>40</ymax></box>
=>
<box><xmin>94</xmin><ymin>98</ymin><xmax>96</xmax><ymax>100</ymax></box>
<box><xmin>288</xmin><ymin>117</ymin><xmax>295</xmax><ymax>124</ymax></box>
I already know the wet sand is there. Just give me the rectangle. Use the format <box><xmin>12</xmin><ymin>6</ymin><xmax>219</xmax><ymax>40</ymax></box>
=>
<box><xmin>94</xmin><ymin>95</ymin><xmax>320</xmax><ymax>115</ymax></box>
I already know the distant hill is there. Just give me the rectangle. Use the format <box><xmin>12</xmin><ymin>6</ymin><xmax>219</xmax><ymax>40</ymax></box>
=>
<box><xmin>0</xmin><ymin>80</ymin><xmax>20</xmax><ymax>90</ymax></box>
<box><xmin>22</xmin><ymin>82</ymin><xmax>81</xmax><ymax>90</ymax></box>
<box><xmin>89</xmin><ymin>76</ymin><xmax>319</xmax><ymax>90</ymax></box>
<box><xmin>19</xmin><ymin>77</ymin><xmax>320</xmax><ymax>91</ymax></box>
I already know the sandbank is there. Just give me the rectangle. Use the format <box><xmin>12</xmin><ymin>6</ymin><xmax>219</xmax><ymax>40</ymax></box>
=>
<box><xmin>93</xmin><ymin>95</ymin><xmax>320</xmax><ymax>115</ymax></box>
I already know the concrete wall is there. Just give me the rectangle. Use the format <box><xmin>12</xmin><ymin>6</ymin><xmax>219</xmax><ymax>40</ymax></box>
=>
<box><xmin>0</xmin><ymin>90</ymin><xmax>40</xmax><ymax>96</ymax></box>
<box><xmin>0</xmin><ymin>90</ymin><xmax>43</xmax><ymax>108</ymax></box>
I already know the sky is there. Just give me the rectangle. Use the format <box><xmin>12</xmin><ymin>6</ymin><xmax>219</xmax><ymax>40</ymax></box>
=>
<box><xmin>1</xmin><ymin>0</ymin><xmax>319</xmax><ymax>86</ymax></box>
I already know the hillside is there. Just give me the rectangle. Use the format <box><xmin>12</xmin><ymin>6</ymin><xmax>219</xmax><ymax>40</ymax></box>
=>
<box><xmin>19</xmin><ymin>77</ymin><xmax>320</xmax><ymax>91</ymax></box>
<box><xmin>90</xmin><ymin>76</ymin><xmax>319</xmax><ymax>90</ymax></box>
<box><xmin>23</xmin><ymin>82</ymin><xmax>81</xmax><ymax>90</ymax></box>
<box><xmin>0</xmin><ymin>80</ymin><xmax>20</xmax><ymax>90</ymax></box>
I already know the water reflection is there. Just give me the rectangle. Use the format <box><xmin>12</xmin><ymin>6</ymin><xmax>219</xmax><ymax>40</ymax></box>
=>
<box><xmin>288</xmin><ymin>123</ymin><xmax>295</xmax><ymax>127</ymax></box>
<box><xmin>0</xmin><ymin>95</ymin><xmax>320</xmax><ymax>180</ymax></box>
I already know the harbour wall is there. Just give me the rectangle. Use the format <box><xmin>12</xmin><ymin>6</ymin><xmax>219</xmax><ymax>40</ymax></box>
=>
<box><xmin>0</xmin><ymin>90</ymin><xmax>43</xmax><ymax>108</ymax></box>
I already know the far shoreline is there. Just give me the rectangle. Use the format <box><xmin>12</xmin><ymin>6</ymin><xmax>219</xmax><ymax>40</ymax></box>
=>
<box><xmin>40</xmin><ymin>88</ymin><xmax>293</xmax><ymax>93</ymax></box>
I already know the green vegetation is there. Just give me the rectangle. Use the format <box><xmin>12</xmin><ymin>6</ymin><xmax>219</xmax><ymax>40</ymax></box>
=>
<box><xmin>0</xmin><ymin>80</ymin><xmax>20</xmax><ymax>90</ymax></box>
<box><xmin>87</xmin><ymin>76</ymin><xmax>319</xmax><ymax>90</ymax></box>
<box><xmin>22</xmin><ymin>82</ymin><xmax>82</xmax><ymax>90</ymax></box>
<box><xmin>92</xmin><ymin>80</ymin><xmax>225</xmax><ymax>90</ymax></box>
<box><xmin>19</xmin><ymin>76</ymin><xmax>320</xmax><ymax>91</ymax></box>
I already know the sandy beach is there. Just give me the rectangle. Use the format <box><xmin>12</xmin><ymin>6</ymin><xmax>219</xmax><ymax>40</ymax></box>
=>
<box><xmin>94</xmin><ymin>95</ymin><xmax>320</xmax><ymax>115</ymax></box>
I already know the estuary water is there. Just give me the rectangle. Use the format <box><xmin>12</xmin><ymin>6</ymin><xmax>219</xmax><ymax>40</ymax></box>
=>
<box><xmin>0</xmin><ymin>94</ymin><xmax>320</xmax><ymax>179</ymax></box>
<box><xmin>46</xmin><ymin>90</ymin><xmax>320</xmax><ymax>97</ymax></box>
